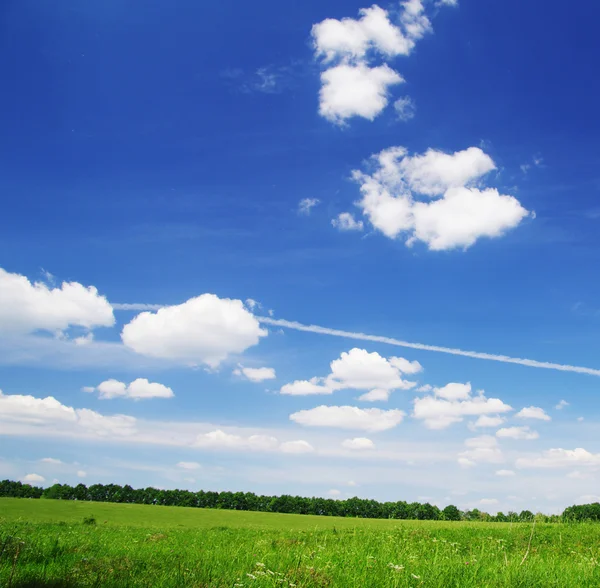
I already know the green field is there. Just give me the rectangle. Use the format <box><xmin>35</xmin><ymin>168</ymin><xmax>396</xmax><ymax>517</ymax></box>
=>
<box><xmin>2</xmin><ymin>498</ymin><xmax>600</xmax><ymax>587</ymax></box>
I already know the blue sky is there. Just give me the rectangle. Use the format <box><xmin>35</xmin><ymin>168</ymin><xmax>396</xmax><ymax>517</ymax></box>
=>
<box><xmin>1</xmin><ymin>0</ymin><xmax>600</xmax><ymax>514</ymax></box>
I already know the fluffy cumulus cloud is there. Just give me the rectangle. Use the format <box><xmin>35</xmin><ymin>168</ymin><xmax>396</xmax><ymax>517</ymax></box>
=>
<box><xmin>412</xmin><ymin>382</ymin><xmax>512</xmax><ymax>429</ymax></box>
<box><xmin>233</xmin><ymin>366</ymin><xmax>276</xmax><ymax>382</ymax></box>
<box><xmin>351</xmin><ymin>146</ymin><xmax>531</xmax><ymax>250</ymax></box>
<box><xmin>311</xmin><ymin>1</ymin><xmax>439</xmax><ymax>123</ymax></box>
<box><xmin>312</xmin><ymin>5</ymin><xmax>417</xmax><ymax>62</ymax></box>
<box><xmin>0</xmin><ymin>389</ymin><xmax>137</xmax><ymax>438</ymax></box>
<box><xmin>280</xmin><ymin>348</ymin><xmax>421</xmax><ymax>401</ymax></box>
<box><xmin>85</xmin><ymin>378</ymin><xmax>174</xmax><ymax>400</ymax></box>
<box><xmin>470</xmin><ymin>415</ymin><xmax>506</xmax><ymax>429</ymax></box>
<box><xmin>0</xmin><ymin>268</ymin><xmax>114</xmax><ymax>335</ymax></box>
<box><xmin>121</xmin><ymin>294</ymin><xmax>267</xmax><ymax>367</ymax></box>
<box><xmin>290</xmin><ymin>405</ymin><xmax>405</xmax><ymax>432</ymax></box>
<box><xmin>194</xmin><ymin>429</ymin><xmax>314</xmax><ymax>455</ymax></box>
<box><xmin>319</xmin><ymin>63</ymin><xmax>403</xmax><ymax>123</ymax></box>
<box><xmin>458</xmin><ymin>435</ymin><xmax>503</xmax><ymax>467</ymax></box>
<box><xmin>496</xmin><ymin>426</ymin><xmax>539</xmax><ymax>440</ymax></box>
<box><xmin>516</xmin><ymin>448</ymin><xmax>600</xmax><ymax>469</ymax></box>
<box><xmin>342</xmin><ymin>437</ymin><xmax>375</xmax><ymax>450</ymax></box>
<box><xmin>516</xmin><ymin>406</ymin><xmax>551</xmax><ymax>421</ymax></box>
<box><xmin>332</xmin><ymin>212</ymin><xmax>364</xmax><ymax>231</ymax></box>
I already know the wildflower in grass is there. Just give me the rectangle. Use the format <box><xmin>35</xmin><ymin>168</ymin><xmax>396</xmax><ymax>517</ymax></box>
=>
<box><xmin>247</xmin><ymin>573</ymin><xmax>257</xmax><ymax>580</ymax></box>
<box><xmin>411</xmin><ymin>574</ymin><xmax>421</xmax><ymax>579</ymax></box>
<box><xmin>256</xmin><ymin>562</ymin><xmax>265</xmax><ymax>568</ymax></box>
<box><xmin>387</xmin><ymin>563</ymin><xmax>405</xmax><ymax>572</ymax></box>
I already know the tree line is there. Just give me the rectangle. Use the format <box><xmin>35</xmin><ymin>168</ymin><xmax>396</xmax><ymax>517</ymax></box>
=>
<box><xmin>1</xmin><ymin>479</ymin><xmax>597</xmax><ymax>522</ymax></box>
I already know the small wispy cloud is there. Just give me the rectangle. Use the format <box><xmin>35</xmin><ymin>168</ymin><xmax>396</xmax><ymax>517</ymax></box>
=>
<box><xmin>298</xmin><ymin>198</ymin><xmax>321</xmax><ymax>215</ymax></box>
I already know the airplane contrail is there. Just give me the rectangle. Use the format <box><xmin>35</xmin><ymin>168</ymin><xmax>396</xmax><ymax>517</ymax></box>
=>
<box><xmin>112</xmin><ymin>304</ymin><xmax>600</xmax><ymax>377</ymax></box>
<box><xmin>257</xmin><ymin>316</ymin><xmax>600</xmax><ymax>377</ymax></box>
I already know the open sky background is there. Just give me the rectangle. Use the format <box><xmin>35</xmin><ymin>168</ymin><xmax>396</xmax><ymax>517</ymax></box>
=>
<box><xmin>1</xmin><ymin>0</ymin><xmax>600</xmax><ymax>514</ymax></box>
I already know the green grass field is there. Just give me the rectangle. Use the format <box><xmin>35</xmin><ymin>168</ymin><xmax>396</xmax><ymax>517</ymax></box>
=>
<box><xmin>2</xmin><ymin>498</ymin><xmax>600</xmax><ymax>587</ymax></box>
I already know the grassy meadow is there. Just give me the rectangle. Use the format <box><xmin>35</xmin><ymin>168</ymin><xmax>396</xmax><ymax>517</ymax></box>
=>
<box><xmin>2</xmin><ymin>498</ymin><xmax>600</xmax><ymax>587</ymax></box>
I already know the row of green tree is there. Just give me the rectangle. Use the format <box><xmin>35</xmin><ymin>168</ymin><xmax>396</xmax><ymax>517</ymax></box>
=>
<box><xmin>1</xmin><ymin>479</ymin><xmax>597</xmax><ymax>522</ymax></box>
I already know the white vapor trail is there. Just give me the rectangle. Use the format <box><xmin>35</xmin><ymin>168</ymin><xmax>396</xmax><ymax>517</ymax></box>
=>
<box><xmin>112</xmin><ymin>303</ymin><xmax>600</xmax><ymax>377</ymax></box>
<box><xmin>257</xmin><ymin>317</ymin><xmax>600</xmax><ymax>377</ymax></box>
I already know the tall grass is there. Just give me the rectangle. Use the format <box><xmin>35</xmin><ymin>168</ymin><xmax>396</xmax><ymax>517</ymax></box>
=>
<box><xmin>1</xmin><ymin>499</ymin><xmax>599</xmax><ymax>587</ymax></box>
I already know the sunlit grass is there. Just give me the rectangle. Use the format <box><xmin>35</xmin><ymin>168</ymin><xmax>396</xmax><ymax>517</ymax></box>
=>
<box><xmin>2</xmin><ymin>498</ymin><xmax>599</xmax><ymax>587</ymax></box>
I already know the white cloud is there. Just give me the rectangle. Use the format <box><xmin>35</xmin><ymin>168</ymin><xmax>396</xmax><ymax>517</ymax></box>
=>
<box><xmin>195</xmin><ymin>430</ymin><xmax>279</xmax><ymax>452</ymax></box>
<box><xmin>555</xmin><ymin>400</ymin><xmax>569</xmax><ymax>410</ymax></box>
<box><xmin>245</xmin><ymin>299</ymin><xmax>261</xmax><ymax>311</ymax></box>
<box><xmin>470</xmin><ymin>415</ymin><xmax>506</xmax><ymax>429</ymax></box>
<box><xmin>88</xmin><ymin>378</ymin><xmax>174</xmax><ymax>400</ymax></box>
<box><xmin>121</xmin><ymin>294</ymin><xmax>267</xmax><ymax>367</ymax></box>
<box><xmin>358</xmin><ymin>388</ymin><xmax>391</xmax><ymax>402</ymax></box>
<box><xmin>516</xmin><ymin>448</ymin><xmax>600</xmax><ymax>469</ymax></box>
<box><xmin>329</xmin><ymin>348</ymin><xmax>418</xmax><ymax>391</ymax></box>
<box><xmin>393</xmin><ymin>96</ymin><xmax>416</xmax><ymax>121</ymax></box>
<box><xmin>389</xmin><ymin>357</ymin><xmax>423</xmax><ymax>374</ymax></box>
<box><xmin>193</xmin><ymin>429</ymin><xmax>313</xmax><ymax>455</ymax></box>
<box><xmin>0</xmin><ymin>389</ymin><xmax>137</xmax><ymax>438</ymax></box>
<box><xmin>435</xmin><ymin>382</ymin><xmax>472</xmax><ymax>401</ymax></box>
<box><xmin>413</xmin><ymin>383</ymin><xmax>512</xmax><ymax>429</ymax></box>
<box><xmin>312</xmin><ymin>5</ymin><xmax>416</xmax><ymax>62</ymax></box>
<box><xmin>40</xmin><ymin>457</ymin><xmax>63</xmax><ymax>465</ymax></box>
<box><xmin>496</xmin><ymin>426</ymin><xmax>539</xmax><ymax>440</ymax></box>
<box><xmin>280</xmin><ymin>440</ymin><xmax>315</xmax><ymax>454</ymax></box>
<box><xmin>290</xmin><ymin>405</ymin><xmax>405</xmax><ymax>432</ymax></box>
<box><xmin>74</xmin><ymin>333</ymin><xmax>94</xmax><ymax>346</ymax></box>
<box><xmin>319</xmin><ymin>63</ymin><xmax>403</xmax><ymax>124</ymax></box>
<box><xmin>234</xmin><ymin>366</ymin><xmax>276</xmax><ymax>382</ymax></box>
<box><xmin>22</xmin><ymin>473</ymin><xmax>45</xmax><ymax>484</ymax></box>
<box><xmin>328</xmin><ymin>488</ymin><xmax>342</xmax><ymax>497</ymax></box>
<box><xmin>458</xmin><ymin>435</ymin><xmax>503</xmax><ymax>466</ymax></box>
<box><xmin>77</xmin><ymin>470</ymin><xmax>87</xmax><ymax>478</ymax></box>
<box><xmin>332</xmin><ymin>212</ymin><xmax>364</xmax><ymax>231</ymax></box>
<box><xmin>342</xmin><ymin>437</ymin><xmax>375</xmax><ymax>450</ymax></box>
<box><xmin>280</xmin><ymin>378</ymin><xmax>332</xmax><ymax>396</ymax></box>
<box><xmin>298</xmin><ymin>198</ymin><xmax>321</xmax><ymax>215</ymax></box>
<box><xmin>311</xmin><ymin>1</ymin><xmax>446</xmax><ymax>124</ymax></box>
<box><xmin>0</xmin><ymin>268</ymin><xmax>114</xmax><ymax>335</ymax></box>
<box><xmin>410</xmin><ymin>186</ymin><xmax>530</xmax><ymax>251</ymax></box>
<box><xmin>516</xmin><ymin>406</ymin><xmax>551</xmax><ymax>421</ymax></box>
<box><xmin>352</xmin><ymin>146</ymin><xmax>531</xmax><ymax>250</ymax></box>
<box><xmin>437</xmin><ymin>0</ymin><xmax>458</xmax><ymax>5</ymax></box>
<box><xmin>496</xmin><ymin>469</ymin><xmax>516</xmax><ymax>477</ymax></box>
<box><xmin>177</xmin><ymin>461</ymin><xmax>202</xmax><ymax>470</ymax></box>
<box><xmin>281</xmin><ymin>348</ymin><xmax>419</xmax><ymax>400</ymax></box>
